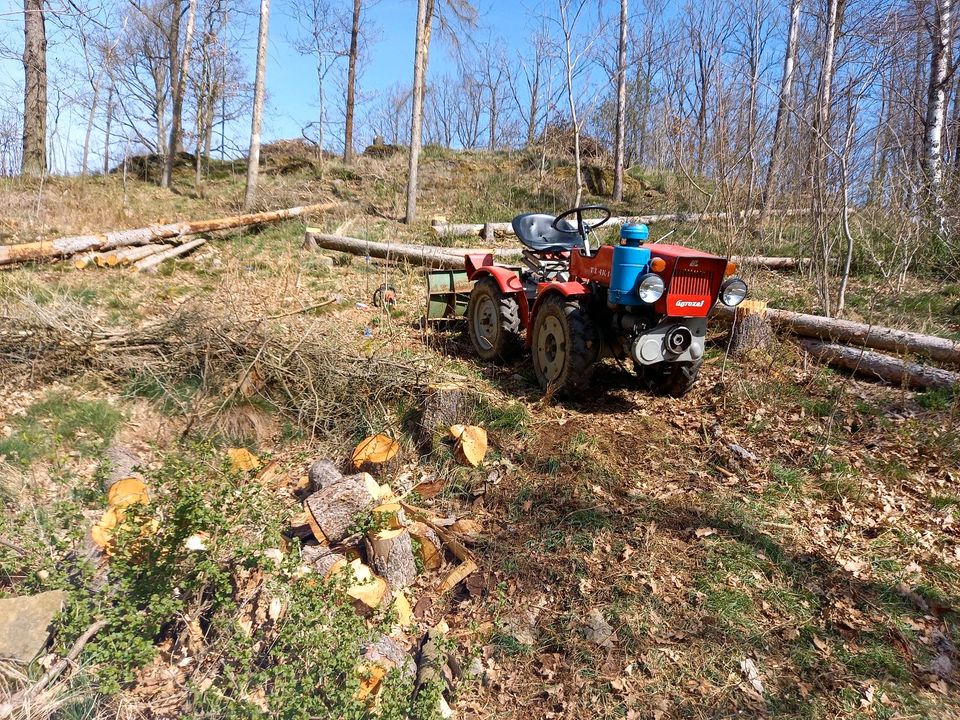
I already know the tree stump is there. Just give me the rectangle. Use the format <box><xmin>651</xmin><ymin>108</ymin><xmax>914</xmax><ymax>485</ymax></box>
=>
<box><xmin>303</xmin><ymin>472</ymin><xmax>380</xmax><ymax>544</ymax></box>
<box><xmin>418</xmin><ymin>383</ymin><xmax>475</xmax><ymax>448</ymax></box>
<box><xmin>365</xmin><ymin>528</ymin><xmax>418</xmax><ymax>589</ymax></box>
<box><xmin>730</xmin><ymin>299</ymin><xmax>775</xmax><ymax>357</ymax></box>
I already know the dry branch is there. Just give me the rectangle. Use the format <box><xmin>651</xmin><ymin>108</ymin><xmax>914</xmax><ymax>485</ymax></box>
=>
<box><xmin>801</xmin><ymin>340</ymin><xmax>960</xmax><ymax>390</ymax></box>
<box><xmin>0</xmin><ymin>202</ymin><xmax>339</xmax><ymax>266</ymax></box>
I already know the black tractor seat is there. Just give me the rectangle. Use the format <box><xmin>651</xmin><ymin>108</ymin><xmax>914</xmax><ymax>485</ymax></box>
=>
<box><xmin>512</xmin><ymin>213</ymin><xmax>583</xmax><ymax>253</ymax></box>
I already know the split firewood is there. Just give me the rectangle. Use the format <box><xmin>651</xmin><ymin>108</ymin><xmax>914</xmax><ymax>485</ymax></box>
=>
<box><xmin>287</xmin><ymin>511</ymin><xmax>315</xmax><ymax>539</ymax></box>
<box><xmin>365</xmin><ymin>528</ymin><xmax>417</xmax><ymax>589</ymax></box>
<box><xmin>730</xmin><ymin>299</ymin><xmax>775</xmax><ymax>357</ymax></box>
<box><xmin>357</xmin><ymin>635</ymin><xmax>416</xmax><ymax>704</ymax></box>
<box><xmin>303</xmin><ymin>472</ymin><xmax>381</xmax><ymax>544</ymax></box>
<box><xmin>344</xmin><ymin>558</ymin><xmax>389</xmax><ymax>610</ymax></box>
<box><xmin>407</xmin><ymin>521</ymin><xmax>443</xmax><ymax>571</ymax></box>
<box><xmin>437</xmin><ymin>559</ymin><xmax>478</xmax><ymax>595</ymax></box>
<box><xmin>449</xmin><ymin>425</ymin><xmax>487</xmax><ymax>467</ymax></box>
<box><xmin>391</xmin><ymin>593</ymin><xmax>414</xmax><ymax>633</ymax></box>
<box><xmin>301</xmin><ymin>545</ymin><xmax>347</xmax><ymax>578</ymax></box>
<box><xmin>352</xmin><ymin>434</ymin><xmax>401</xmax><ymax>473</ymax></box>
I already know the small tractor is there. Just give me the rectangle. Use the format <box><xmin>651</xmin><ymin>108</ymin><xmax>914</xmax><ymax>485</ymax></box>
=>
<box><xmin>426</xmin><ymin>205</ymin><xmax>748</xmax><ymax>396</ymax></box>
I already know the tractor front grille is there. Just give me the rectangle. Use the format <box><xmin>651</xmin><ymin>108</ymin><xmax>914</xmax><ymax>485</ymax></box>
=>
<box><xmin>671</xmin><ymin>267</ymin><xmax>713</xmax><ymax>297</ymax></box>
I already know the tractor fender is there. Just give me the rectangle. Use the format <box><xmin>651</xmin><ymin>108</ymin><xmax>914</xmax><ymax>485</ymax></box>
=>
<box><xmin>471</xmin><ymin>266</ymin><xmax>531</xmax><ymax>333</ymax></box>
<box><xmin>525</xmin><ymin>282</ymin><xmax>591</xmax><ymax>345</ymax></box>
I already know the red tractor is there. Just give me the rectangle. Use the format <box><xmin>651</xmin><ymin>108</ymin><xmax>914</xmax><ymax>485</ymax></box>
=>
<box><xmin>462</xmin><ymin>205</ymin><xmax>748</xmax><ymax>396</ymax></box>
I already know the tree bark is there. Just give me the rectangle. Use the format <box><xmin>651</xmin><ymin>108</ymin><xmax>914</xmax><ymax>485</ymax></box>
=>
<box><xmin>303</xmin><ymin>473</ymin><xmax>380</xmax><ymax>544</ymax></box>
<box><xmin>612</xmin><ymin>0</ymin><xmax>628</xmax><ymax>202</ymax></box>
<box><xmin>801</xmin><ymin>340</ymin><xmax>960</xmax><ymax>390</ymax></box>
<box><xmin>365</xmin><ymin>528</ymin><xmax>417</xmax><ymax>589</ymax></box>
<box><xmin>730</xmin><ymin>300</ymin><xmax>775</xmax><ymax>356</ymax></box>
<box><xmin>343</xmin><ymin>0</ymin><xmax>361</xmax><ymax>163</ymax></box>
<box><xmin>21</xmin><ymin>0</ymin><xmax>47</xmax><ymax>177</ymax></box>
<box><xmin>244</xmin><ymin>0</ymin><xmax>271</xmax><ymax>210</ymax></box>
<box><xmin>0</xmin><ymin>202</ymin><xmax>338</xmax><ymax>266</ymax></box>
<box><xmin>162</xmin><ymin>0</ymin><xmax>200</xmax><ymax>189</ymax></box>
<box><xmin>923</xmin><ymin>0</ymin><xmax>952</xmax><ymax>237</ymax></box>
<box><xmin>405</xmin><ymin>0</ymin><xmax>430</xmax><ymax>223</ymax></box>
<box><xmin>760</xmin><ymin>0</ymin><xmax>801</xmax><ymax>225</ymax></box>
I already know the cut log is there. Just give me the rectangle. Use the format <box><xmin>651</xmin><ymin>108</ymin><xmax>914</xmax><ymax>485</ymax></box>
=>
<box><xmin>303</xmin><ymin>472</ymin><xmax>380</xmax><ymax>544</ymax></box>
<box><xmin>308</xmin><ymin>459</ymin><xmax>344</xmax><ymax>491</ymax></box>
<box><xmin>302</xmin><ymin>545</ymin><xmax>347</xmax><ymax>578</ymax></box>
<box><xmin>105</xmin><ymin>243</ymin><xmax>172</xmax><ymax>266</ymax></box>
<box><xmin>352</xmin><ymin>434</ymin><xmax>401</xmax><ymax>472</ymax></box>
<box><xmin>73</xmin><ymin>251</ymin><xmax>111</xmax><ymax>269</ymax></box>
<box><xmin>730</xmin><ymin>255</ymin><xmax>806</xmax><ymax>270</ymax></box>
<box><xmin>714</xmin><ymin>305</ymin><xmax>960</xmax><ymax>365</ymax></box>
<box><xmin>131</xmin><ymin>238</ymin><xmax>206</xmax><ymax>273</ymax></box>
<box><xmin>800</xmin><ymin>340</ymin><xmax>960</xmax><ymax>390</ymax></box>
<box><xmin>344</xmin><ymin>558</ymin><xmax>389</xmax><ymax>610</ymax></box>
<box><xmin>730</xmin><ymin>300</ymin><xmax>775</xmax><ymax>357</ymax></box>
<box><xmin>372</xmin><ymin>501</ymin><xmax>406</xmax><ymax>530</ymax></box>
<box><xmin>101</xmin><ymin>444</ymin><xmax>144</xmax><ymax>492</ymax></box>
<box><xmin>413</xmin><ymin>620</ymin><xmax>455</xmax><ymax>710</ymax></box>
<box><xmin>0</xmin><ymin>202</ymin><xmax>339</xmax><ymax>266</ymax></box>
<box><xmin>365</xmin><ymin>528</ymin><xmax>417</xmax><ymax>589</ymax></box>
<box><xmin>449</xmin><ymin>424</ymin><xmax>487</xmax><ymax>467</ymax></box>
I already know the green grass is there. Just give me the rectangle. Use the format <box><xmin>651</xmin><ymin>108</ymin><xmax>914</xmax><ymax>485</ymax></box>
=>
<box><xmin>0</xmin><ymin>390</ymin><xmax>121</xmax><ymax>467</ymax></box>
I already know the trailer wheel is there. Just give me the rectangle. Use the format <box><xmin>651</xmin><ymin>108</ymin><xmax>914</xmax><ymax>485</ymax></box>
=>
<box><xmin>467</xmin><ymin>277</ymin><xmax>523</xmax><ymax>361</ymax></box>
<box><xmin>532</xmin><ymin>296</ymin><xmax>599</xmax><ymax>395</ymax></box>
<box><xmin>639</xmin><ymin>359</ymin><xmax>703</xmax><ymax>397</ymax></box>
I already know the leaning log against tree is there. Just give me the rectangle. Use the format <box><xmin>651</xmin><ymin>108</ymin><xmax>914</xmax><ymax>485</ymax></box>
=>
<box><xmin>801</xmin><ymin>340</ymin><xmax>960</xmax><ymax>390</ymax></box>
<box><xmin>0</xmin><ymin>202</ymin><xmax>339</xmax><ymax>266</ymax></box>
<box><xmin>715</xmin><ymin>305</ymin><xmax>960</xmax><ymax>365</ymax></box>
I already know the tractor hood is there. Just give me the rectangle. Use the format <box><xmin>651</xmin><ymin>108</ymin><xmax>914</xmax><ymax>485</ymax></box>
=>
<box><xmin>649</xmin><ymin>244</ymin><xmax>727</xmax><ymax>318</ymax></box>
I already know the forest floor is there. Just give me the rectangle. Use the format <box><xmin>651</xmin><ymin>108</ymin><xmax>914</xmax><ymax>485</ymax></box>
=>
<box><xmin>0</xmin><ymin>146</ymin><xmax>959</xmax><ymax>719</ymax></box>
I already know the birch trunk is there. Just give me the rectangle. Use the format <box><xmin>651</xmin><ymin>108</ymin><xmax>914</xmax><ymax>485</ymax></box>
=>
<box><xmin>103</xmin><ymin>85</ymin><xmax>113</xmax><ymax>175</ymax></box>
<box><xmin>923</xmin><ymin>0</ymin><xmax>952</xmax><ymax>236</ymax></box>
<box><xmin>244</xmin><ymin>0</ymin><xmax>271</xmax><ymax>210</ymax></box>
<box><xmin>612</xmin><ymin>0</ymin><xmax>628</xmax><ymax>202</ymax></box>
<box><xmin>21</xmin><ymin>0</ymin><xmax>47</xmax><ymax>177</ymax></box>
<box><xmin>404</xmin><ymin>0</ymin><xmax>429</xmax><ymax>223</ymax></box>
<box><xmin>760</xmin><ymin>0</ymin><xmax>801</xmax><ymax>225</ymax></box>
<box><xmin>343</xmin><ymin>0</ymin><xmax>361</xmax><ymax>163</ymax></box>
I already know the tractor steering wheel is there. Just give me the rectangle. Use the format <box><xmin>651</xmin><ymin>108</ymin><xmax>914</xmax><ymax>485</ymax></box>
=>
<box><xmin>550</xmin><ymin>205</ymin><xmax>613</xmax><ymax>236</ymax></box>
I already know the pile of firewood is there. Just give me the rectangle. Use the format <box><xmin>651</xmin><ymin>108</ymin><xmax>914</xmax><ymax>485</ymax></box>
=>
<box><xmin>288</xmin><ymin>448</ymin><xmax>480</xmax><ymax>710</ymax></box>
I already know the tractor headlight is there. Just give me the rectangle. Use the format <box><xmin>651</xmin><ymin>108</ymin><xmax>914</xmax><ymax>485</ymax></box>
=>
<box><xmin>720</xmin><ymin>277</ymin><xmax>748</xmax><ymax>306</ymax></box>
<box><xmin>637</xmin><ymin>273</ymin><xmax>665</xmax><ymax>303</ymax></box>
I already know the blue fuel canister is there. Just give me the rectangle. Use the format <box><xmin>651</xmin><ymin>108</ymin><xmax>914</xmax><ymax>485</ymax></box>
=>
<box><xmin>609</xmin><ymin>224</ymin><xmax>651</xmax><ymax>305</ymax></box>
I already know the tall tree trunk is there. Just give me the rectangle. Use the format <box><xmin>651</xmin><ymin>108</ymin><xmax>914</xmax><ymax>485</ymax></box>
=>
<box><xmin>81</xmin><ymin>68</ymin><xmax>104</xmax><ymax>177</ymax></box>
<box><xmin>21</xmin><ymin>0</ymin><xmax>47</xmax><ymax>177</ymax></box>
<box><xmin>612</xmin><ymin>0</ymin><xmax>628</xmax><ymax>201</ymax></box>
<box><xmin>923</xmin><ymin>0</ymin><xmax>952</xmax><ymax>238</ymax></box>
<box><xmin>103</xmin><ymin>84</ymin><xmax>113</xmax><ymax>175</ymax></box>
<box><xmin>405</xmin><ymin>0</ymin><xmax>429</xmax><ymax>224</ymax></box>
<box><xmin>244</xmin><ymin>0</ymin><xmax>270</xmax><ymax>210</ymax></box>
<box><xmin>810</xmin><ymin>0</ymin><xmax>841</xmax><ymax>317</ymax></box>
<box><xmin>343</xmin><ymin>0</ymin><xmax>361</xmax><ymax>163</ymax></box>
<box><xmin>759</xmin><ymin>0</ymin><xmax>801</xmax><ymax>225</ymax></box>
<box><xmin>559</xmin><ymin>0</ymin><xmax>583</xmax><ymax>204</ymax></box>
<box><xmin>526</xmin><ymin>62</ymin><xmax>540</xmax><ymax>147</ymax></box>
<box><xmin>162</xmin><ymin>0</ymin><xmax>200</xmax><ymax>188</ymax></box>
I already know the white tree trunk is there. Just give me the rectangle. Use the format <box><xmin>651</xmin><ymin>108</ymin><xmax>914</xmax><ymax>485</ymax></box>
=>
<box><xmin>923</xmin><ymin>0</ymin><xmax>952</xmax><ymax>236</ymax></box>
<box><xmin>244</xmin><ymin>0</ymin><xmax>271</xmax><ymax>210</ymax></box>
<box><xmin>612</xmin><ymin>0</ymin><xmax>628</xmax><ymax>202</ymax></box>
<box><xmin>405</xmin><ymin>0</ymin><xmax>429</xmax><ymax>223</ymax></box>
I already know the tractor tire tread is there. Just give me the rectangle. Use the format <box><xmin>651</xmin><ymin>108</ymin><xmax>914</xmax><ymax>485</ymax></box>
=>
<box><xmin>533</xmin><ymin>295</ymin><xmax>600</xmax><ymax>395</ymax></box>
<box><xmin>468</xmin><ymin>277</ymin><xmax>523</xmax><ymax>362</ymax></box>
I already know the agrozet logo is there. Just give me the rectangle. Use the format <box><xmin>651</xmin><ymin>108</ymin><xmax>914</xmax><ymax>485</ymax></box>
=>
<box><xmin>675</xmin><ymin>300</ymin><xmax>705</xmax><ymax>308</ymax></box>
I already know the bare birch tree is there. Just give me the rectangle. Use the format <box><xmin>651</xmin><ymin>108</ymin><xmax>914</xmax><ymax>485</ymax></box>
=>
<box><xmin>922</xmin><ymin>0</ymin><xmax>952</xmax><ymax>237</ymax></box>
<box><xmin>244</xmin><ymin>0</ymin><xmax>270</xmax><ymax>210</ymax></box>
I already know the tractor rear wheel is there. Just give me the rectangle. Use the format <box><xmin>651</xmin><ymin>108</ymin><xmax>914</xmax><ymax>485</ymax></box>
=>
<box><xmin>639</xmin><ymin>359</ymin><xmax>703</xmax><ymax>397</ymax></box>
<box><xmin>467</xmin><ymin>277</ymin><xmax>522</xmax><ymax>361</ymax></box>
<box><xmin>531</xmin><ymin>296</ymin><xmax>600</xmax><ymax>395</ymax></box>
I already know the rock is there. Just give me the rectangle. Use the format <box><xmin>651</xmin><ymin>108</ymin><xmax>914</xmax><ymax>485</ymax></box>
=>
<box><xmin>584</xmin><ymin>608</ymin><xmax>614</xmax><ymax>647</ymax></box>
<box><xmin>0</xmin><ymin>590</ymin><xmax>66</xmax><ymax>663</ymax></box>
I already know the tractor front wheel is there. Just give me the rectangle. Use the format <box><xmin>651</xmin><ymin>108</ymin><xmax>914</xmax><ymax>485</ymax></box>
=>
<box><xmin>639</xmin><ymin>359</ymin><xmax>703</xmax><ymax>397</ymax></box>
<box><xmin>531</xmin><ymin>296</ymin><xmax>600</xmax><ymax>395</ymax></box>
<box><xmin>467</xmin><ymin>277</ymin><xmax>523</xmax><ymax>361</ymax></box>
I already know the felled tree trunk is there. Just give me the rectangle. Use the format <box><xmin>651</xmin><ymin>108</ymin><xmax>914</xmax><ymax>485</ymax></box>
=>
<box><xmin>105</xmin><ymin>244</ymin><xmax>172</xmax><ymax>266</ymax></box>
<box><xmin>132</xmin><ymin>238</ymin><xmax>206</xmax><ymax>273</ymax></box>
<box><xmin>801</xmin><ymin>340</ymin><xmax>960</xmax><ymax>390</ymax></box>
<box><xmin>0</xmin><ymin>202</ymin><xmax>338</xmax><ymax>266</ymax></box>
<box><xmin>365</xmin><ymin>528</ymin><xmax>417</xmax><ymax>588</ymax></box>
<box><xmin>730</xmin><ymin>300</ymin><xmax>775</xmax><ymax>357</ymax></box>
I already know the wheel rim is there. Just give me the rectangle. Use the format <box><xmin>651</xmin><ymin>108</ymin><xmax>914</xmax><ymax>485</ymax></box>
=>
<box><xmin>472</xmin><ymin>293</ymin><xmax>499</xmax><ymax>351</ymax></box>
<box><xmin>536</xmin><ymin>314</ymin><xmax>566</xmax><ymax>382</ymax></box>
